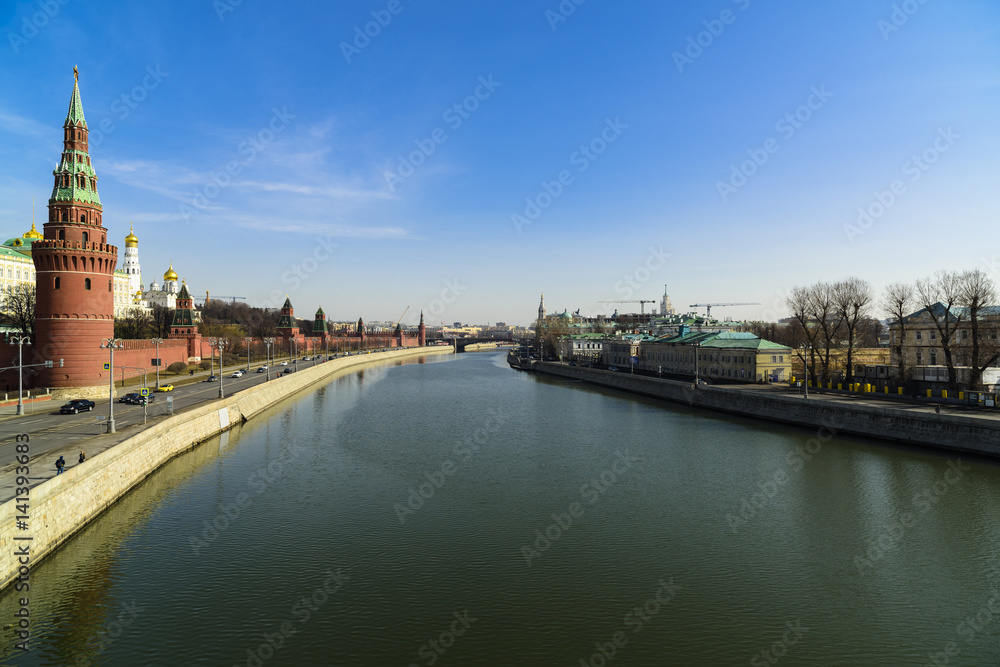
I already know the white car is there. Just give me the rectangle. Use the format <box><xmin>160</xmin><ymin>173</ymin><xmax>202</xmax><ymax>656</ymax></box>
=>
<box><xmin>260</xmin><ymin>365</ymin><xmax>268</xmax><ymax>370</ymax></box>
<box><xmin>231</xmin><ymin>371</ymin><xmax>244</xmax><ymax>378</ymax></box>
<box><xmin>280</xmin><ymin>361</ymin><xmax>288</xmax><ymax>366</ymax></box>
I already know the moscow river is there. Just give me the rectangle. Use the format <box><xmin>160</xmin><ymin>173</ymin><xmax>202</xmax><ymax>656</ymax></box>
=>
<box><xmin>2</xmin><ymin>350</ymin><xmax>999</xmax><ymax>666</ymax></box>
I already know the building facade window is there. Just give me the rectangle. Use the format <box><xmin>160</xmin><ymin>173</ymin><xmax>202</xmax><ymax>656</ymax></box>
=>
<box><xmin>84</xmin><ymin>278</ymin><xmax>91</xmax><ymax>290</ymax></box>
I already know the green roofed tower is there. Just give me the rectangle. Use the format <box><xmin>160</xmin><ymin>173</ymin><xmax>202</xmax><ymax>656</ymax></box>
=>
<box><xmin>312</xmin><ymin>307</ymin><xmax>328</xmax><ymax>335</ymax></box>
<box><xmin>277</xmin><ymin>297</ymin><xmax>299</xmax><ymax>337</ymax></box>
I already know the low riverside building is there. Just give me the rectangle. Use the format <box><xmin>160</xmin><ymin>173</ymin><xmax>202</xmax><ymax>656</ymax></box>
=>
<box><xmin>639</xmin><ymin>331</ymin><xmax>792</xmax><ymax>382</ymax></box>
<box><xmin>602</xmin><ymin>334</ymin><xmax>655</xmax><ymax>368</ymax></box>
<box><xmin>558</xmin><ymin>333</ymin><xmax>606</xmax><ymax>364</ymax></box>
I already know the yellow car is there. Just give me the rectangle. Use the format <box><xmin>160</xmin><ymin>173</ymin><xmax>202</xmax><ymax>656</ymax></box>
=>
<box><xmin>156</xmin><ymin>384</ymin><xmax>174</xmax><ymax>392</ymax></box>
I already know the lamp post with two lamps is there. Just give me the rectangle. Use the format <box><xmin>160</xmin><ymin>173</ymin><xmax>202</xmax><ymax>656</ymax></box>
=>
<box><xmin>207</xmin><ymin>337</ymin><xmax>227</xmax><ymax>399</ymax></box>
<box><xmin>101</xmin><ymin>338</ymin><xmax>123</xmax><ymax>433</ymax></box>
<box><xmin>263</xmin><ymin>337</ymin><xmax>275</xmax><ymax>380</ymax></box>
<box><xmin>151</xmin><ymin>337</ymin><xmax>163</xmax><ymax>390</ymax></box>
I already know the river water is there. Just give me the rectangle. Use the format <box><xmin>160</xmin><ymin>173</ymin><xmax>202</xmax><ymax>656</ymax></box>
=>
<box><xmin>2</xmin><ymin>350</ymin><xmax>999</xmax><ymax>666</ymax></box>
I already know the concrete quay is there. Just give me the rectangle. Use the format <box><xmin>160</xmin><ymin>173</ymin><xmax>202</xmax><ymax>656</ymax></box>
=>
<box><xmin>530</xmin><ymin>362</ymin><xmax>1000</xmax><ymax>457</ymax></box>
<box><xmin>0</xmin><ymin>346</ymin><xmax>453</xmax><ymax>592</ymax></box>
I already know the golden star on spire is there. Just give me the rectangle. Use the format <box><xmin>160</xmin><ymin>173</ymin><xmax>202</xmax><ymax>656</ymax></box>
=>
<box><xmin>73</xmin><ymin>65</ymin><xmax>78</xmax><ymax>83</ymax></box>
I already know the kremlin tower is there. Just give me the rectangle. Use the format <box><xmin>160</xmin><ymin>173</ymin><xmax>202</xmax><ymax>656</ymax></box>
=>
<box><xmin>32</xmin><ymin>69</ymin><xmax>118</xmax><ymax>389</ymax></box>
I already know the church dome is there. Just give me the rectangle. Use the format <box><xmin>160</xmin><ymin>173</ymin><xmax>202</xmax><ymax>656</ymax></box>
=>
<box><xmin>163</xmin><ymin>263</ymin><xmax>178</xmax><ymax>281</ymax></box>
<box><xmin>22</xmin><ymin>222</ymin><xmax>43</xmax><ymax>240</ymax></box>
<box><xmin>125</xmin><ymin>223</ymin><xmax>138</xmax><ymax>247</ymax></box>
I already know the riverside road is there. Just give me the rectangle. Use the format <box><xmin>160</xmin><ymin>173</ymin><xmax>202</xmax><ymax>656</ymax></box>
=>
<box><xmin>0</xmin><ymin>355</ymin><xmax>332</xmax><ymax>501</ymax></box>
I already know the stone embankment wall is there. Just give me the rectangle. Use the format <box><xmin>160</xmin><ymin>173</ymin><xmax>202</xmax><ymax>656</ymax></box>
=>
<box><xmin>533</xmin><ymin>362</ymin><xmax>1000</xmax><ymax>457</ymax></box>
<box><xmin>464</xmin><ymin>343</ymin><xmax>511</xmax><ymax>352</ymax></box>
<box><xmin>0</xmin><ymin>347</ymin><xmax>453</xmax><ymax>591</ymax></box>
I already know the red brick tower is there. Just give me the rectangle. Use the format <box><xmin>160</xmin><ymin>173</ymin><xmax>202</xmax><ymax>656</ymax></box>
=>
<box><xmin>418</xmin><ymin>310</ymin><xmax>426</xmax><ymax>346</ymax></box>
<box><xmin>277</xmin><ymin>297</ymin><xmax>299</xmax><ymax>338</ymax></box>
<box><xmin>170</xmin><ymin>282</ymin><xmax>202</xmax><ymax>361</ymax></box>
<box><xmin>32</xmin><ymin>69</ymin><xmax>118</xmax><ymax>389</ymax></box>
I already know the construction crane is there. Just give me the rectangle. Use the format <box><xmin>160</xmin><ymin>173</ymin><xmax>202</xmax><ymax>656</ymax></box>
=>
<box><xmin>194</xmin><ymin>296</ymin><xmax>246</xmax><ymax>303</ymax></box>
<box><xmin>598</xmin><ymin>299</ymin><xmax>657</xmax><ymax>315</ymax></box>
<box><xmin>689</xmin><ymin>302</ymin><xmax>760</xmax><ymax>318</ymax></box>
<box><xmin>395</xmin><ymin>306</ymin><xmax>410</xmax><ymax>327</ymax></box>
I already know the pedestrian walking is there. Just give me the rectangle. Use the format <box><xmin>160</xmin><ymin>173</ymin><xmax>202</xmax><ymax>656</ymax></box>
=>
<box><xmin>55</xmin><ymin>455</ymin><xmax>65</xmax><ymax>475</ymax></box>
<box><xmin>78</xmin><ymin>450</ymin><xmax>86</xmax><ymax>464</ymax></box>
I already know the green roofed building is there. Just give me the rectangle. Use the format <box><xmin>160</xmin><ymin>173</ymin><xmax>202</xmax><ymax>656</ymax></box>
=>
<box><xmin>636</xmin><ymin>331</ymin><xmax>791</xmax><ymax>382</ymax></box>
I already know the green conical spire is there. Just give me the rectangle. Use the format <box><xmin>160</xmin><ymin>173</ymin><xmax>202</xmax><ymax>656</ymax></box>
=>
<box><xmin>66</xmin><ymin>67</ymin><xmax>87</xmax><ymax>127</ymax></box>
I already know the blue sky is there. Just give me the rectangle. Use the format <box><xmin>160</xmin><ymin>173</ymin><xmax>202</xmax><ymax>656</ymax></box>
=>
<box><xmin>1</xmin><ymin>0</ymin><xmax>999</xmax><ymax>326</ymax></box>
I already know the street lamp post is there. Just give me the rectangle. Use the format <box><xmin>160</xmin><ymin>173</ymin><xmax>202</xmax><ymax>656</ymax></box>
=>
<box><xmin>212</xmin><ymin>339</ymin><xmax>227</xmax><ymax>399</ymax></box>
<box><xmin>264</xmin><ymin>337</ymin><xmax>274</xmax><ymax>380</ymax></box>
<box><xmin>9</xmin><ymin>335</ymin><xmax>30</xmax><ymax>416</ymax></box>
<box><xmin>151</xmin><ymin>337</ymin><xmax>163</xmax><ymax>390</ymax></box>
<box><xmin>101</xmin><ymin>338</ymin><xmax>123</xmax><ymax>433</ymax></box>
<box><xmin>293</xmin><ymin>339</ymin><xmax>298</xmax><ymax>373</ymax></box>
<box><xmin>802</xmin><ymin>344</ymin><xmax>810</xmax><ymax>399</ymax></box>
<box><xmin>694</xmin><ymin>342</ymin><xmax>701</xmax><ymax>386</ymax></box>
<box><xmin>244</xmin><ymin>337</ymin><xmax>253</xmax><ymax>374</ymax></box>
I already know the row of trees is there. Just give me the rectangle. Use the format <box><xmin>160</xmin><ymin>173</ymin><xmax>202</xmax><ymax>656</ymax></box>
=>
<box><xmin>884</xmin><ymin>269</ymin><xmax>999</xmax><ymax>390</ymax></box>
<box><xmin>781</xmin><ymin>269</ymin><xmax>1000</xmax><ymax>390</ymax></box>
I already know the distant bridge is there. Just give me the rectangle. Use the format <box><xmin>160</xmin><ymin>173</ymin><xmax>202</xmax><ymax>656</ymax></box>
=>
<box><xmin>436</xmin><ymin>336</ymin><xmax>518</xmax><ymax>352</ymax></box>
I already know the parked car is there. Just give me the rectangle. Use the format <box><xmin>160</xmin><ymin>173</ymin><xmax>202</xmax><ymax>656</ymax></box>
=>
<box><xmin>157</xmin><ymin>384</ymin><xmax>174</xmax><ymax>392</ymax></box>
<box><xmin>206</xmin><ymin>375</ymin><xmax>218</xmax><ymax>382</ymax></box>
<box><xmin>60</xmin><ymin>399</ymin><xmax>95</xmax><ymax>414</ymax></box>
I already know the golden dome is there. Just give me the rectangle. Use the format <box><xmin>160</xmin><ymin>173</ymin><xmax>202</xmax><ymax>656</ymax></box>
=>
<box><xmin>164</xmin><ymin>262</ymin><xmax>178</xmax><ymax>282</ymax></box>
<box><xmin>125</xmin><ymin>222</ymin><xmax>138</xmax><ymax>247</ymax></box>
<box><xmin>22</xmin><ymin>222</ymin><xmax>43</xmax><ymax>240</ymax></box>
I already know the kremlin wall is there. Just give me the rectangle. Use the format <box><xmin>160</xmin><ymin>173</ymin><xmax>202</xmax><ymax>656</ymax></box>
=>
<box><xmin>0</xmin><ymin>73</ymin><xmax>425</xmax><ymax>397</ymax></box>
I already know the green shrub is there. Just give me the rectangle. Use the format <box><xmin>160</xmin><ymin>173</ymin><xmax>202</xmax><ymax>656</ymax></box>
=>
<box><xmin>199</xmin><ymin>360</ymin><xmax>212</xmax><ymax>370</ymax></box>
<box><xmin>166</xmin><ymin>361</ymin><xmax>188</xmax><ymax>374</ymax></box>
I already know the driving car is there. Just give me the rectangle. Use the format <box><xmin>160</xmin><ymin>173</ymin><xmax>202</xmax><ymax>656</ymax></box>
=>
<box><xmin>119</xmin><ymin>393</ymin><xmax>140</xmax><ymax>404</ymax></box>
<box><xmin>279</xmin><ymin>361</ymin><xmax>288</xmax><ymax>366</ymax></box>
<box><xmin>231</xmin><ymin>371</ymin><xmax>244</xmax><ymax>378</ymax></box>
<box><xmin>256</xmin><ymin>367</ymin><xmax>266</xmax><ymax>373</ymax></box>
<box><xmin>206</xmin><ymin>375</ymin><xmax>218</xmax><ymax>382</ymax></box>
<box><xmin>60</xmin><ymin>399</ymin><xmax>95</xmax><ymax>414</ymax></box>
<box><xmin>282</xmin><ymin>368</ymin><xmax>293</xmax><ymax>374</ymax></box>
<box><xmin>156</xmin><ymin>384</ymin><xmax>174</xmax><ymax>392</ymax></box>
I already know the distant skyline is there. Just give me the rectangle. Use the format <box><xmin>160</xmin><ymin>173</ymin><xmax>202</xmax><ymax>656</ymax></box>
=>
<box><xmin>2</xmin><ymin>1</ymin><xmax>999</xmax><ymax>326</ymax></box>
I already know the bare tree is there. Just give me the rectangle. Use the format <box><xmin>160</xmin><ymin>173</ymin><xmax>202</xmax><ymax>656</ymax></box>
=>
<box><xmin>114</xmin><ymin>307</ymin><xmax>152</xmax><ymax>340</ymax></box>
<box><xmin>916</xmin><ymin>270</ymin><xmax>964</xmax><ymax>390</ymax></box>
<box><xmin>958</xmin><ymin>268</ymin><xmax>1000</xmax><ymax>389</ymax></box>
<box><xmin>833</xmin><ymin>277</ymin><xmax>873</xmax><ymax>382</ymax></box>
<box><xmin>883</xmin><ymin>282</ymin><xmax>915</xmax><ymax>383</ymax></box>
<box><xmin>808</xmin><ymin>282</ymin><xmax>842</xmax><ymax>383</ymax></box>
<box><xmin>0</xmin><ymin>283</ymin><xmax>35</xmax><ymax>336</ymax></box>
<box><xmin>786</xmin><ymin>286</ymin><xmax>822</xmax><ymax>380</ymax></box>
<box><xmin>150</xmin><ymin>303</ymin><xmax>173</xmax><ymax>338</ymax></box>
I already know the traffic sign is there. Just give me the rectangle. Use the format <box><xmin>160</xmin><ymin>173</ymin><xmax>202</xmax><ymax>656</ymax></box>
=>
<box><xmin>140</xmin><ymin>388</ymin><xmax>150</xmax><ymax>397</ymax></box>
<box><xmin>104</xmin><ymin>363</ymin><xmax>110</xmax><ymax>370</ymax></box>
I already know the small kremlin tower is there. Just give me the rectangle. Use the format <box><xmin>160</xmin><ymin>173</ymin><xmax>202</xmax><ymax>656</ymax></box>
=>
<box><xmin>169</xmin><ymin>281</ymin><xmax>202</xmax><ymax>361</ymax></box>
<box><xmin>32</xmin><ymin>69</ymin><xmax>118</xmax><ymax>389</ymax></box>
<box><xmin>277</xmin><ymin>297</ymin><xmax>299</xmax><ymax>338</ymax></box>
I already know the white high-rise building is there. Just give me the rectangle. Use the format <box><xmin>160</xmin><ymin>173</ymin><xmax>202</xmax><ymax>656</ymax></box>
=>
<box><xmin>660</xmin><ymin>285</ymin><xmax>674</xmax><ymax>316</ymax></box>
